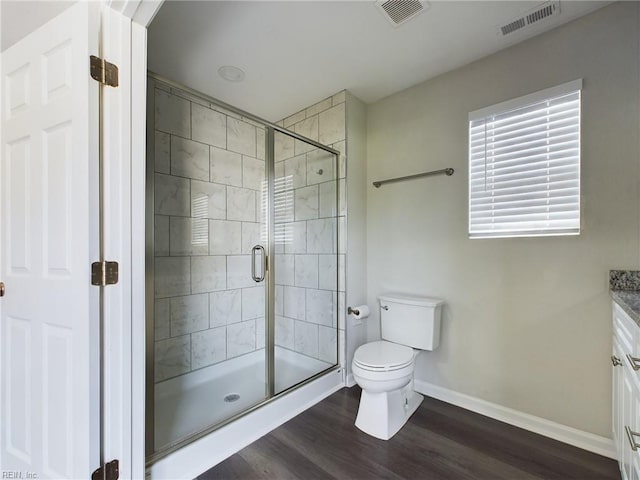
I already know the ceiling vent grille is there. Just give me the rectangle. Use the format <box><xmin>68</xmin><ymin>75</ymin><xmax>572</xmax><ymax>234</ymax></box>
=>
<box><xmin>501</xmin><ymin>18</ymin><xmax>526</xmax><ymax>36</ymax></box>
<box><xmin>377</xmin><ymin>0</ymin><xmax>429</xmax><ymax>27</ymax></box>
<box><xmin>498</xmin><ymin>1</ymin><xmax>560</xmax><ymax>36</ymax></box>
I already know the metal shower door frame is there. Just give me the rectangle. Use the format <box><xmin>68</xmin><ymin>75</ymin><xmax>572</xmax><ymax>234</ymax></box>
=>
<box><xmin>144</xmin><ymin>72</ymin><xmax>341</xmax><ymax>464</ymax></box>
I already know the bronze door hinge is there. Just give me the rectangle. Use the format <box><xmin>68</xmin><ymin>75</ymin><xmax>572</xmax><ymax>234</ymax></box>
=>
<box><xmin>91</xmin><ymin>261</ymin><xmax>119</xmax><ymax>286</ymax></box>
<box><xmin>90</xmin><ymin>55</ymin><xmax>119</xmax><ymax>87</ymax></box>
<box><xmin>91</xmin><ymin>459</ymin><xmax>119</xmax><ymax>480</ymax></box>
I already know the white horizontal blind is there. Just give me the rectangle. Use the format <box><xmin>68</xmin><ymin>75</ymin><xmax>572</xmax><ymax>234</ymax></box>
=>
<box><xmin>468</xmin><ymin>80</ymin><xmax>581</xmax><ymax>238</ymax></box>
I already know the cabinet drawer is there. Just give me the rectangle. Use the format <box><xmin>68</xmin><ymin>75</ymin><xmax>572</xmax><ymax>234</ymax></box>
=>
<box><xmin>624</xmin><ymin>374</ymin><xmax>640</xmax><ymax>480</ymax></box>
<box><xmin>614</xmin><ymin>303</ymin><xmax>638</xmax><ymax>357</ymax></box>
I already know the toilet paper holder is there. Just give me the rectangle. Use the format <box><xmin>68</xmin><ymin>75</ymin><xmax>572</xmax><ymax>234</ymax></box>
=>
<box><xmin>348</xmin><ymin>305</ymin><xmax>388</xmax><ymax>316</ymax></box>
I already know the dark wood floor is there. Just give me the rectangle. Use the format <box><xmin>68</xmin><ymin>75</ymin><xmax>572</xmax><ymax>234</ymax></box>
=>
<box><xmin>198</xmin><ymin>386</ymin><xmax>620</xmax><ymax>480</ymax></box>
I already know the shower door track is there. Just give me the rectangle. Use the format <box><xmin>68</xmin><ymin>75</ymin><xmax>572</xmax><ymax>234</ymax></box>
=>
<box><xmin>145</xmin><ymin>71</ymin><xmax>341</xmax><ymax>465</ymax></box>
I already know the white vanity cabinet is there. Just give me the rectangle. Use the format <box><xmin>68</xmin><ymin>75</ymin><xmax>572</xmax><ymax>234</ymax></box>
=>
<box><xmin>612</xmin><ymin>302</ymin><xmax>640</xmax><ymax>480</ymax></box>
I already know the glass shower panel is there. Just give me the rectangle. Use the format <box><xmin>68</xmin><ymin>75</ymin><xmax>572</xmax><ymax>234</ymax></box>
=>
<box><xmin>147</xmin><ymin>75</ymin><xmax>343</xmax><ymax>460</ymax></box>
<box><xmin>273</xmin><ymin>130</ymin><xmax>339</xmax><ymax>395</ymax></box>
<box><xmin>150</xmin><ymin>78</ymin><xmax>269</xmax><ymax>452</ymax></box>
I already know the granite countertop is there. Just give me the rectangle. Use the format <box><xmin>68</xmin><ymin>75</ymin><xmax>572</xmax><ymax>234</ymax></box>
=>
<box><xmin>610</xmin><ymin>270</ymin><xmax>640</xmax><ymax>327</ymax></box>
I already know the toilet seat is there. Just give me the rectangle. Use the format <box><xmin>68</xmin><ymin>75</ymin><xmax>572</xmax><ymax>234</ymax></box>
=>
<box><xmin>353</xmin><ymin>341</ymin><xmax>414</xmax><ymax>372</ymax></box>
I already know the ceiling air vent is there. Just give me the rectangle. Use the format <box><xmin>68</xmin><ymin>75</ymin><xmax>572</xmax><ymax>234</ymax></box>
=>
<box><xmin>498</xmin><ymin>1</ymin><xmax>560</xmax><ymax>36</ymax></box>
<box><xmin>376</xmin><ymin>0</ymin><xmax>429</xmax><ymax>27</ymax></box>
<box><xmin>501</xmin><ymin>18</ymin><xmax>526</xmax><ymax>36</ymax></box>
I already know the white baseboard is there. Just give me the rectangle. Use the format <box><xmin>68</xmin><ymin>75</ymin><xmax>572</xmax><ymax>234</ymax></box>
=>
<box><xmin>346</xmin><ymin>373</ymin><xmax>356</xmax><ymax>387</ymax></box>
<box><xmin>414</xmin><ymin>380</ymin><xmax>616</xmax><ymax>460</ymax></box>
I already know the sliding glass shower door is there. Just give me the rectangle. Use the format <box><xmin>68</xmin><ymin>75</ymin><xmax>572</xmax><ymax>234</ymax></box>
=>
<box><xmin>148</xmin><ymin>77</ymin><xmax>270</xmax><ymax>452</ymax></box>
<box><xmin>146</xmin><ymin>74</ymin><xmax>339</xmax><ymax>461</ymax></box>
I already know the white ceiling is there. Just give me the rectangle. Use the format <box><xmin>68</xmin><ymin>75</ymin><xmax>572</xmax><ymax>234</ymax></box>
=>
<box><xmin>148</xmin><ymin>0</ymin><xmax>609</xmax><ymax>122</ymax></box>
<box><xmin>1</xmin><ymin>1</ymin><xmax>75</xmax><ymax>52</ymax></box>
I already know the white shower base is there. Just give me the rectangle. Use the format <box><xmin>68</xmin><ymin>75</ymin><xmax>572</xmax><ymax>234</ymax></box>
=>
<box><xmin>149</xmin><ymin>364</ymin><xmax>343</xmax><ymax>480</ymax></box>
<box><xmin>154</xmin><ymin>347</ymin><xmax>333</xmax><ymax>450</ymax></box>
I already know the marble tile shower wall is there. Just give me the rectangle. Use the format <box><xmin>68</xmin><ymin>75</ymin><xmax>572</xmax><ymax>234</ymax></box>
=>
<box><xmin>153</xmin><ymin>83</ymin><xmax>268</xmax><ymax>382</ymax></box>
<box><xmin>273</xmin><ymin>91</ymin><xmax>347</xmax><ymax>370</ymax></box>
<box><xmin>152</xmin><ymin>82</ymin><xmax>347</xmax><ymax>383</ymax></box>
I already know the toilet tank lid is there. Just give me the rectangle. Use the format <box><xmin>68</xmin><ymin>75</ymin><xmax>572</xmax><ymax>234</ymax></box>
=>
<box><xmin>378</xmin><ymin>293</ymin><xmax>444</xmax><ymax>307</ymax></box>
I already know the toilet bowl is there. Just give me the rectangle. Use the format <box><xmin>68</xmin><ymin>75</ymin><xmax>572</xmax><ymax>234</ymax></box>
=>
<box><xmin>351</xmin><ymin>294</ymin><xmax>443</xmax><ymax>440</ymax></box>
<box><xmin>352</xmin><ymin>340</ymin><xmax>423</xmax><ymax>440</ymax></box>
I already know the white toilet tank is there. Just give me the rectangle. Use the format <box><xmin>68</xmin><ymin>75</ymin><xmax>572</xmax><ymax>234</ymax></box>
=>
<box><xmin>378</xmin><ymin>293</ymin><xmax>444</xmax><ymax>350</ymax></box>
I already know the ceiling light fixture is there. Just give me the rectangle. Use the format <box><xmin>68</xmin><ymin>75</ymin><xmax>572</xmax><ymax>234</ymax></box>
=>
<box><xmin>218</xmin><ymin>65</ymin><xmax>245</xmax><ymax>82</ymax></box>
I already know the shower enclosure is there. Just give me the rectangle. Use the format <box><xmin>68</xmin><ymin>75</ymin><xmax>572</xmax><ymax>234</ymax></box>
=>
<box><xmin>145</xmin><ymin>74</ymin><xmax>341</xmax><ymax>460</ymax></box>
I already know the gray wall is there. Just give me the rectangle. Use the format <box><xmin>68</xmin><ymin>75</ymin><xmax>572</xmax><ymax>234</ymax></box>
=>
<box><xmin>365</xmin><ymin>2</ymin><xmax>639</xmax><ymax>438</ymax></box>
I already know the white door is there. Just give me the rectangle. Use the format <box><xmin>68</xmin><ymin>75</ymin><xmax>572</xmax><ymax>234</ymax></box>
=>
<box><xmin>1</xmin><ymin>2</ymin><xmax>101</xmax><ymax>478</ymax></box>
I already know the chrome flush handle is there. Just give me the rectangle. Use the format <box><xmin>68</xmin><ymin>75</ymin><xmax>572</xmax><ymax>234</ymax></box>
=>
<box><xmin>611</xmin><ymin>355</ymin><xmax>623</xmax><ymax>366</ymax></box>
<box><xmin>380</xmin><ymin>305</ymin><xmax>389</xmax><ymax>311</ymax></box>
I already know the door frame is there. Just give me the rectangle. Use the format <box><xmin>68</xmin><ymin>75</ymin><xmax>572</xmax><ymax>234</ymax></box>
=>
<box><xmin>100</xmin><ymin>1</ymin><xmax>163</xmax><ymax>478</ymax></box>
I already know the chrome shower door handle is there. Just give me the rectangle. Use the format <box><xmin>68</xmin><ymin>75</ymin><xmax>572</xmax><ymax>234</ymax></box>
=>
<box><xmin>251</xmin><ymin>245</ymin><xmax>266</xmax><ymax>282</ymax></box>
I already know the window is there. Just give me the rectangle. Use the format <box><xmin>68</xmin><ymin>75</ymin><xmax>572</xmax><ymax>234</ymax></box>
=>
<box><xmin>468</xmin><ymin>79</ymin><xmax>582</xmax><ymax>238</ymax></box>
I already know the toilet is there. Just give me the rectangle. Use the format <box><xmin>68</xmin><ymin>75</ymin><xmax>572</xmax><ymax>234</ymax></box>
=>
<box><xmin>351</xmin><ymin>293</ymin><xmax>443</xmax><ymax>440</ymax></box>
